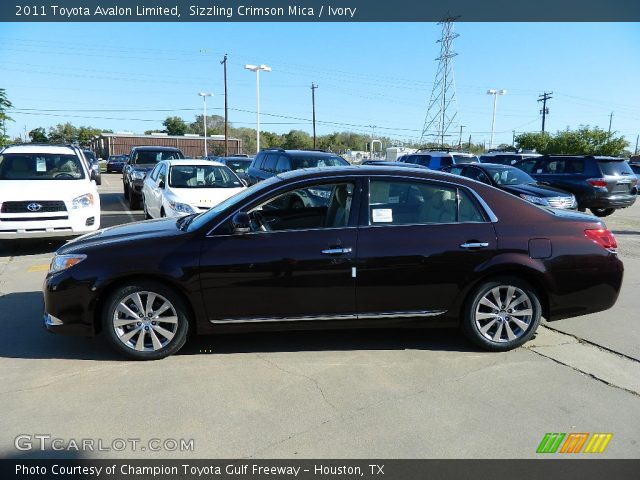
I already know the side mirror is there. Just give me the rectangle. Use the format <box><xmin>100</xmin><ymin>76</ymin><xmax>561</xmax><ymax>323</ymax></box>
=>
<box><xmin>158</xmin><ymin>180</ymin><xmax>165</xmax><ymax>189</ymax></box>
<box><xmin>241</xmin><ymin>178</ymin><xmax>248</xmax><ymax>187</ymax></box>
<box><xmin>232</xmin><ymin>212</ymin><xmax>251</xmax><ymax>234</ymax></box>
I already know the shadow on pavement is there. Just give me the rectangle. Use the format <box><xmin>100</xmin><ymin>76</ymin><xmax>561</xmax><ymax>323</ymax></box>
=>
<box><xmin>0</xmin><ymin>238</ymin><xmax>68</xmax><ymax>257</ymax></box>
<box><xmin>0</xmin><ymin>291</ymin><xmax>477</xmax><ymax>360</ymax></box>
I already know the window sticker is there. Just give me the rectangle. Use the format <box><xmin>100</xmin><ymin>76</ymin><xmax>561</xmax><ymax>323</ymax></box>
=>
<box><xmin>196</xmin><ymin>168</ymin><xmax>205</xmax><ymax>183</ymax></box>
<box><xmin>36</xmin><ymin>158</ymin><xmax>47</xmax><ymax>172</ymax></box>
<box><xmin>372</xmin><ymin>208</ymin><xmax>393</xmax><ymax>223</ymax></box>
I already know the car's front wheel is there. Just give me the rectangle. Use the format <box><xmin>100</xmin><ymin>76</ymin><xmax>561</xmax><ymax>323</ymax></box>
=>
<box><xmin>142</xmin><ymin>195</ymin><xmax>152</xmax><ymax>219</ymax></box>
<box><xmin>102</xmin><ymin>282</ymin><xmax>190</xmax><ymax>360</ymax></box>
<box><xmin>590</xmin><ymin>207</ymin><xmax>615</xmax><ymax>217</ymax></box>
<box><xmin>461</xmin><ymin>277</ymin><xmax>541</xmax><ymax>351</ymax></box>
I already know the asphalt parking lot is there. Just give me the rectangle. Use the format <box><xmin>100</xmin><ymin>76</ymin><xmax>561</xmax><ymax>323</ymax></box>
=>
<box><xmin>0</xmin><ymin>172</ymin><xmax>639</xmax><ymax>459</ymax></box>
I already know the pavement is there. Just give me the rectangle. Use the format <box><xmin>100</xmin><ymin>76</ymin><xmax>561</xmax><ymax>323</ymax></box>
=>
<box><xmin>0</xmin><ymin>173</ymin><xmax>638</xmax><ymax>459</ymax></box>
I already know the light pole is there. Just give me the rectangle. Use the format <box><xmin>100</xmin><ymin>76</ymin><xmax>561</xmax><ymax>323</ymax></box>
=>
<box><xmin>487</xmin><ymin>89</ymin><xmax>506</xmax><ymax>150</ymax></box>
<box><xmin>245</xmin><ymin>64</ymin><xmax>271</xmax><ymax>153</ymax></box>
<box><xmin>198</xmin><ymin>92</ymin><xmax>213</xmax><ymax>157</ymax></box>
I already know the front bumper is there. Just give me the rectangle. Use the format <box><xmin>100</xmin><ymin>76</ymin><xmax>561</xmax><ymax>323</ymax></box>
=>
<box><xmin>42</xmin><ymin>272</ymin><xmax>97</xmax><ymax>336</ymax></box>
<box><xmin>0</xmin><ymin>206</ymin><xmax>101</xmax><ymax>239</ymax></box>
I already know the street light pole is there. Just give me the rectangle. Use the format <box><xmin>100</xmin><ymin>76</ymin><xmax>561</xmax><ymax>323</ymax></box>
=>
<box><xmin>487</xmin><ymin>89</ymin><xmax>506</xmax><ymax>150</ymax></box>
<box><xmin>245</xmin><ymin>64</ymin><xmax>271</xmax><ymax>154</ymax></box>
<box><xmin>198</xmin><ymin>92</ymin><xmax>213</xmax><ymax>157</ymax></box>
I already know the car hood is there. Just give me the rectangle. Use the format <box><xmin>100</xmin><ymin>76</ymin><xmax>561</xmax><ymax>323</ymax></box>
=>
<box><xmin>168</xmin><ymin>187</ymin><xmax>246</xmax><ymax>208</ymax></box>
<box><xmin>58</xmin><ymin>217</ymin><xmax>184</xmax><ymax>254</ymax></box>
<box><xmin>0</xmin><ymin>180</ymin><xmax>97</xmax><ymax>201</ymax></box>
<box><xmin>131</xmin><ymin>164</ymin><xmax>156</xmax><ymax>172</ymax></box>
<box><xmin>500</xmin><ymin>183</ymin><xmax>572</xmax><ymax>198</ymax></box>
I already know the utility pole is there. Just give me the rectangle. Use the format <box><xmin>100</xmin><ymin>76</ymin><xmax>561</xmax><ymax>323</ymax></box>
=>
<box><xmin>635</xmin><ymin>134</ymin><xmax>638</xmax><ymax>155</ymax></box>
<box><xmin>607</xmin><ymin>112</ymin><xmax>614</xmax><ymax>137</ymax></box>
<box><xmin>512</xmin><ymin>130</ymin><xmax>516</xmax><ymax>147</ymax></box>
<box><xmin>458</xmin><ymin>125</ymin><xmax>465</xmax><ymax>149</ymax></box>
<box><xmin>221</xmin><ymin>54</ymin><xmax>228</xmax><ymax>156</ymax></box>
<box><xmin>468</xmin><ymin>135</ymin><xmax>471</xmax><ymax>151</ymax></box>
<box><xmin>538</xmin><ymin>92</ymin><xmax>552</xmax><ymax>133</ymax></box>
<box><xmin>311</xmin><ymin>83</ymin><xmax>318</xmax><ymax>149</ymax></box>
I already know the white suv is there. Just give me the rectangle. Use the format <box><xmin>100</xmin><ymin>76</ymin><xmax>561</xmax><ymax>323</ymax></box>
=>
<box><xmin>0</xmin><ymin>144</ymin><xmax>101</xmax><ymax>239</ymax></box>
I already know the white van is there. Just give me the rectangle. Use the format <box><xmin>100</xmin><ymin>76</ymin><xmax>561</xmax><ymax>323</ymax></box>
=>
<box><xmin>0</xmin><ymin>144</ymin><xmax>101</xmax><ymax>239</ymax></box>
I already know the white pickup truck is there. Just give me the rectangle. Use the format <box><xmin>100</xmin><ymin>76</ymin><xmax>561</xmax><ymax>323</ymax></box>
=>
<box><xmin>0</xmin><ymin>144</ymin><xmax>101</xmax><ymax>239</ymax></box>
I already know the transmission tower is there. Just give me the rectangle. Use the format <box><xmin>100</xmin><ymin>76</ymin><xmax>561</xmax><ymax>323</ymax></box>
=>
<box><xmin>420</xmin><ymin>18</ymin><xmax>460</xmax><ymax>147</ymax></box>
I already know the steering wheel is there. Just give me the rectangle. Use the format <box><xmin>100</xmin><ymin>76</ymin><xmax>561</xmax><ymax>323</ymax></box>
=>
<box><xmin>54</xmin><ymin>173</ymin><xmax>74</xmax><ymax>179</ymax></box>
<box><xmin>251</xmin><ymin>210</ymin><xmax>271</xmax><ymax>232</ymax></box>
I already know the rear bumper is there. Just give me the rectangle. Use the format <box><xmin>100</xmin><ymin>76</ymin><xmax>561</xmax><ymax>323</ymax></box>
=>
<box><xmin>583</xmin><ymin>192</ymin><xmax>637</xmax><ymax>210</ymax></box>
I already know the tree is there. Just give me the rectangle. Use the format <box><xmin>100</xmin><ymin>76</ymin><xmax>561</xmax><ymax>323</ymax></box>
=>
<box><xmin>516</xmin><ymin>127</ymin><xmax>628</xmax><ymax>156</ymax></box>
<box><xmin>29</xmin><ymin>127</ymin><xmax>48</xmax><ymax>143</ymax></box>
<box><xmin>48</xmin><ymin>123</ymin><xmax>78</xmax><ymax>144</ymax></box>
<box><xmin>281</xmin><ymin>130</ymin><xmax>313</xmax><ymax>150</ymax></box>
<box><xmin>189</xmin><ymin>115</ymin><xmax>226</xmax><ymax>136</ymax></box>
<box><xmin>162</xmin><ymin>116</ymin><xmax>188</xmax><ymax>136</ymax></box>
<box><xmin>77</xmin><ymin>126</ymin><xmax>102</xmax><ymax>147</ymax></box>
<box><xmin>0</xmin><ymin>88</ymin><xmax>13</xmax><ymax>147</ymax></box>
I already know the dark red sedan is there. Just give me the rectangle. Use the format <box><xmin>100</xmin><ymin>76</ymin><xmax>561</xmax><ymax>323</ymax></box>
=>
<box><xmin>43</xmin><ymin>166</ymin><xmax>623</xmax><ymax>360</ymax></box>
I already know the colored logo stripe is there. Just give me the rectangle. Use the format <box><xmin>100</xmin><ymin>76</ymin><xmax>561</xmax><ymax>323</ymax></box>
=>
<box><xmin>584</xmin><ymin>433</ymin><xmax>613</xmax><ymax>454</ymax></box>
<box><xmin>560</xmin><ymin>433</ymin><xmax>589</xmax><ymax>453</ymax></box>
<box><xmin>536</xmin><ymin>433</ymin><xmax>566</xmax><ymax>453</ymax></box>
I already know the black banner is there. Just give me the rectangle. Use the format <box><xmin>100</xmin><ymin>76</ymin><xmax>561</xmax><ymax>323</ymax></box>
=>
<box><xmin>2</xmin><ymin>460</ymin><xmax>640</xmax><ymax>480</ymax></box>
<box><xmin>2</xmin><ymin>0</ymin><xmax>640</xmax><ymax>22</ymax></box>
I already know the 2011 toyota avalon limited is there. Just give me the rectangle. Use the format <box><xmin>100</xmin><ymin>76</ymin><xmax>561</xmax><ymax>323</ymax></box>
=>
<box><xmin>43</xmin><ymin>166</ymin><xmax>624</xmax><ymax>360</ymax></box>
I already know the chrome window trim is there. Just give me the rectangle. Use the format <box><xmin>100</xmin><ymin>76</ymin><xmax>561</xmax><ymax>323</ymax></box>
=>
<box><xmin>205</xmin><ymin>172</ymin><xmax>498</xmax><ymax>237</ymax></box>
<box><xmin>209</xmin><ymin>310</ymin><xmax>446</xmax><ymax>324</ymax></box>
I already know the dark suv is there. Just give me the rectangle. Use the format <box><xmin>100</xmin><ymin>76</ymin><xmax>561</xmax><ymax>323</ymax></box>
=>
<box><xmin>123</xmin><ymin>146</ymin><xmax>184</xmax><ymax>209</ymax></box>
<box><xmin>514</xmin><ymin>155</ymin><xmax>638</xmax><ymax>216</ymax></box>
<box><xmin>246</xmin><ymin>149</ymin><xmax>348</xmax><ymax>185</ymax></box>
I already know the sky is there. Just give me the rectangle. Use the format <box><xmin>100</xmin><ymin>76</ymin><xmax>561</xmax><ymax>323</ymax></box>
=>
<box><xmin>1</xmin><ymin>22</ymin><xmax>639</xmax><ymax>151</ymax></box>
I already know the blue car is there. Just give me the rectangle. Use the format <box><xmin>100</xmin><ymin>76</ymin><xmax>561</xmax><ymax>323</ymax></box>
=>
<box><xmin>106</xmin><ymin>154</ymin><xmax>127</xmax><ymax>173</ymax></box>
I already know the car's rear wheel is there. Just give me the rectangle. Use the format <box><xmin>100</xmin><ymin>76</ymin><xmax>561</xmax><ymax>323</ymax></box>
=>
<box><xmin>102</xmin><ymin>282</ymin><xmax>190</xmax><ymax>360</ymax></box>
<box><xmin>590</xmin><ymin>207</ymin><xmax>615</xmax><ymax>217</ymax></box>
<box><xmin>461</xmin><ymin>277</ymin><xmax>541</xmax><ymax>351</ymax></box>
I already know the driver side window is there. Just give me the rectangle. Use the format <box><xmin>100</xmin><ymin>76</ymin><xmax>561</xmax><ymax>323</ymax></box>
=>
<box><xmin>246</xmin><ymin>182</ymin><xmax>356</xmax><ymax>233</ymax></box>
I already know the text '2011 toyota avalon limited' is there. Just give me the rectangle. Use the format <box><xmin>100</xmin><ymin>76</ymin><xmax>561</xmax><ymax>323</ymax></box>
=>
<box><xmin>43</xmin><ymin>165</ymin><xmax>623</xmax><ymax>360</ymax></box>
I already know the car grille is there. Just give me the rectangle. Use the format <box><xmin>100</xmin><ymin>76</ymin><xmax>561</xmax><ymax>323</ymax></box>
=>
<box><xmin>547</xmin><ymin>197</ymin><xmax>575</xmax><ymax>209</ymax></box>
<box><xmin>0</xmin><ymin>201</ymin><xmax>67</xmax><ymax>213</ymax></box>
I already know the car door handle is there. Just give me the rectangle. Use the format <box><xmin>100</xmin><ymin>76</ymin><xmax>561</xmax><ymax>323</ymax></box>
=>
<box><xmin>321</xmin><ymin>247</ymin><xmax>353</xmax><ymax>255</ymax></box>
<box><xmin>459</xmin><ymin>242</ymin><xmax>489</xmax><ymax>249</ymax></box>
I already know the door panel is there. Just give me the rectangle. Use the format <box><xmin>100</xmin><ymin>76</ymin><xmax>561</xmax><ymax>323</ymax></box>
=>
<box><xmin>356</xmin><ymin>223</ymin><xmax>496</xmax><ymax>314</ymax></box>
<box><xmin>198</xmin><ymin>228</ymin><xmax>357</xmax><ymax>321</ymax></box>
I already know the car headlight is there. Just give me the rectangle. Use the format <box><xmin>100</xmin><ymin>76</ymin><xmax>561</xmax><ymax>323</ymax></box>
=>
<box><xmin>520</xmin><ymin>194</ymin><xmax>550</xmax><ymax>206</ymax></box>
<box><xmin>168</xmin><ymin>201</ymin><xmax>195</xmax><ymax>214</ymax></box>
<box><xmin>72</xmin><ymin>193</ymin><xmax>95</xmax><ymax>209</ymax></box>
<box><xmin>132</xmin><ymin>171</ymin><xmax>146</xmax><ymax>180</ymax></box>
<box><xmin>49</xmin><ymin>254</ymin><xmax>87</xmax><ymax>274</ymax></box>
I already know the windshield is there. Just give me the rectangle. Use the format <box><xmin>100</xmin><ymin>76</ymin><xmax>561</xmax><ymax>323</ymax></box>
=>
<box><xmin>134</xmin><ymin>150</ymin><xmax>184</xmax><ymax>165</ymax></box>
<box><xmin>0</xmin><ymin>153</ymin><xmax>86</xmax><ymax>180</ymax></box>
<box><xmin>291</xmin><ymin>155</ymin><xmax>348</xmax><ymax>169</ymax></box>
<box><xmin>454</xmin><ymin>155</ymin><xmax>479</xmax><ymax>163</ymax></box>
<box><xmin>169</xmin><ymin>165</ymin><xmax>243</xmax><ymax>188</ymax></box>
<box><xmin>224</xmin><ymin>159</ymin><xmax>252</xmax><ymax>173</ymax></box>
<box><xmin>598</xmin><ymin>160</ymin><xmax>634</xmax><ymax>176</ymax></box>
<box><xmin>483</xmin><ymin>166</ymin><xmax>535</xmax><ymax>185</ymax></box>
<box><xmin>186</xmin><ymin>175</ymin><xmax>281</xmax><ymax>232</ymax></box>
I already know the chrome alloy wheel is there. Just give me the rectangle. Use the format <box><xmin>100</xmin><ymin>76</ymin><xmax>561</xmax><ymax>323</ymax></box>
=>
<box><xmin>112</xmin><ymin>291</ymin><xmax>178</xmax><ymax>352</ymax></box>
<box><xmin>474</xmin><ymin>285</ymin><xmax>533</xmax><ymax>343</ymax></box>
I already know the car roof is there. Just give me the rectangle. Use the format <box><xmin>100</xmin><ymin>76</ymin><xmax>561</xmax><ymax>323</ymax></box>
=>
<box><xmin>260</xmin><ymin>149</ymin><xmax>342</xmax><ymax>157</ymax></box>
<box><xmin>471</xmin><ymin>163</ymin><xmax>520</xmax><ymax>169</ymax></box>
<box><xmin>275</xmin><ymin>165</ymin><xmax>465</xmax><ymax>184</ymax></box>
<box><xmin>163</xmin><ymin>159</ymin><xmax>224</xmax><ymax>167</ymax></box>
<box><xmin>2</xmin><ymin>144</ymin><xmax>77</xmax><ymax>155</ymax></box>
<box><xmin>131</xmin><ymin>146</ymin><xmax>182</xmax><ymax>151</ymax></box>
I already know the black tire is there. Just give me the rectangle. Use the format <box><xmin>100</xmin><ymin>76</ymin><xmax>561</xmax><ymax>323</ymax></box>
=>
<box><xmin>461</xmin><ymin>276</ymin><xmax>542</xmax><ymax>352</ymax></box>
<box><xmin>123</xmin><ymin>183</ymin><xmax>129</xmax><ymax>200</ymax></box>
<box><xmin>129</xmin><ymin>191</ymin><xmax>141</xmax><ymax>210</ymax></box>
<box><xmin>102</xmin><ymin>281</ymin><xmax>190</xmax><ymax>360</ymax></box>
<box><xmin>590</xmin><ymin>207</ymin><xmax>615</xmax><ymax>217</ymax></box>
<box><xmin>142</xmin><ymin>196</ymin><xmax>152</xmax><ymax>219</ymax></box>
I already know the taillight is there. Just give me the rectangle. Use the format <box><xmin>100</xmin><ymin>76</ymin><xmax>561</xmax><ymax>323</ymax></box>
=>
<box><xmin>587</xmin><ymin>178</ymin><xmax>607</xmax><ymax>188</ymax></box>
<box><xmin>585</xmin><ymin>229</ymin><xmax>617</xmax><ymax>251</ymax></box>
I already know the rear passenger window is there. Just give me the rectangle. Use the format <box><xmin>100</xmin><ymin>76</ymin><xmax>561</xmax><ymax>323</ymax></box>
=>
<box><xmin>262</xmin><ymin>154</ymin><xmax>277</xmax><ymax>172</ymax></box>
<box><xmin>368</xmin><ymin>180</ymin><xmax>485</xmax><ymax>225</ymax></box>
<box><xmin>517</xmin><ymin>160</ymin><xmax>538</xmax><ymax>173</ymax></box>
<box><xmin>440</xmin><ymin>157</ymin><xmax>453</xmax><ymax>167</ymax></box>
<box><xmin>275</xmin><ymin>155</ymin><xmax>291</xmax><ymax>173</ymax></box>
